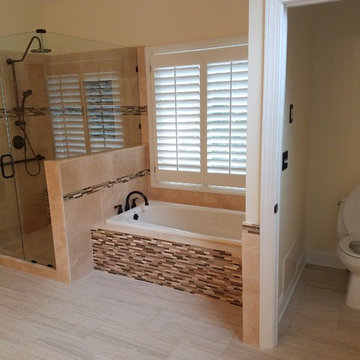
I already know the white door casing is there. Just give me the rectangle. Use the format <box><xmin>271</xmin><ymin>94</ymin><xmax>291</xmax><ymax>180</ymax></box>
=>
<box><xmin>258</xmin><ymin>0</ymin><xmax>341</xmax><ymax>349</ymax></box>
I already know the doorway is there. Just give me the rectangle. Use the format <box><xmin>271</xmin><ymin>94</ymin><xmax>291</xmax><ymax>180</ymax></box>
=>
<box><xmin>259</xmin><ymin>0</ymin><xmax>348</xmax><ymax>349</ymax></box>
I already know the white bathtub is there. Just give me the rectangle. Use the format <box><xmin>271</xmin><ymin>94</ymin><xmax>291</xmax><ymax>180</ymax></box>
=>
<box><xmin>105</xmin><ymin>200</ymin><xmax>244</xmax><ymax>244</ymax></box>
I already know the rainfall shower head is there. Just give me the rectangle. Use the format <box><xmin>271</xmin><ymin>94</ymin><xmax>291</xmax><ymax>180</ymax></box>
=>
<box><xmin>7</xmin><ymin>35</ymin><xmax>51</xmax><ymax>64</ymax></box>
<box><xmin>30</xmin><ymin>47</ymin><xmax>52</xmax><ymax>54</ymax></box>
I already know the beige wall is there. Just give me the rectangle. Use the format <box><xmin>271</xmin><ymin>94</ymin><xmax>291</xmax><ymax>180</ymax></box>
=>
<box><xmin>280</xmin><ymin>0</ymin><xmax>360</xmax><ymax>291</ymax></box>
<box><xmin>0</xmin><ymin>0</ymin><xmax>45</xmax><ymax>36</ymax></box>
<box><xmin>304</xmin><ymin>0</ymin><xmax>360</xmax><ymax>256</ymax></box>
<box><xmin>43</xmin><ymin>0</ymin><xmax>248</xmax><ymax>47</ymax></box>
<box><xmin>278</xmin><ymin>7</ymin><xmax>315</xmax><ymax>296</ymax></box>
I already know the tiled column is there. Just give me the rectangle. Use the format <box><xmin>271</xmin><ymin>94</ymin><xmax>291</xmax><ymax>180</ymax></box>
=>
<box><xmin>242</xmin><ymin>223</ymin><xmax>260</xmax><ymax>346</ymax></box>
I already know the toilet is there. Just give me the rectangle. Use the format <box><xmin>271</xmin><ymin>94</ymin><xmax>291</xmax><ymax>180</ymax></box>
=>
<box><xmin>337</xmin><ymin>185</ymin><xmax>360</xmax><ymax>310</ymax></box>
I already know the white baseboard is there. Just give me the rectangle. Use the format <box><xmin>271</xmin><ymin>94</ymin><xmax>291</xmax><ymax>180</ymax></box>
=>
<box><xmin>305</xmin><ymin>250</ymin><xmax>345</xmax><ymax>269</ymax></box>
<box><xmin>278</xmin><ymin>253</ymin><xmax>305</xmax><ymax>322</ymax></box>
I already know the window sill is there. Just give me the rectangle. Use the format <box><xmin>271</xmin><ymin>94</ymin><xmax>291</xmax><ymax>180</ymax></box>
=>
<box><xmin>151</xmin><ymin>181</ymin><xmax>246</xmax><ymax>196</ymax></box>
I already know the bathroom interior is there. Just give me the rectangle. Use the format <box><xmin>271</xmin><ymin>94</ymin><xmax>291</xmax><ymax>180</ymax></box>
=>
<box><xmin>0</xmin><ymin>0</ymin><xmax>265</xmax><ymax>355</ymax></box>
<box><xmin>279</xmin><ymin>0</ymin><xmax>360</xmax><ymax>314</ymax></box>
<box><xmin>0</xmin><ymin>0</ymin><xmax>359</xmax><ymax>358</ymax></box>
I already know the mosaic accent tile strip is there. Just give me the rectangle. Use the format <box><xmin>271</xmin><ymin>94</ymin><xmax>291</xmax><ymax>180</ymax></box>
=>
<box><xmin>92</xmin><ymin>229</ymin><xmax>243</xmax><ymax>306</ymax></box>
<box><xmin>63</xmin><ymin>168</ymin><xmax>150</xmax><ymax>201</ymax></box>
<box><xmin>49</xmin><ymin>105</ymin><xmax>148</xmax><ymax>116</ymax></box>
<box><xmin>0</xmin><ymin>107</ymin><xmax>48</xmax><ymax>118</ymax></box>
<box><xmin>0</xmin><ymin>105</ymin><xmax>148</xmax><ymax>119</ymax></box>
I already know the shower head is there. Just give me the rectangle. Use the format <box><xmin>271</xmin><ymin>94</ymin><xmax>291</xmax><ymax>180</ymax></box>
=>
<box><xmin>30</xmin><ymin>47</ymin><xmax>52</xmax><ymax>54</ymax></box>
<box><xmin>23</xmin><ymin>89</ymin><xmax>33</xmax><ymax>98</ymax></box>
<box><xmin>7</xmin><ymin>35</ymin><xmax>51</xmax><ymax>64</ymax></box>
<box><xmin>21</xmin><ymin>89</ymin><xmax>33</xmax><ymax>111</ymax></box>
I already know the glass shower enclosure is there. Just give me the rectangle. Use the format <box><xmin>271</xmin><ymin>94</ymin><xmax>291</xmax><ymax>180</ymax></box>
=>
<box><xmin>0</xmin><ymin>30</ymin><xmax>141</xmax><ymax>268</ymax></box>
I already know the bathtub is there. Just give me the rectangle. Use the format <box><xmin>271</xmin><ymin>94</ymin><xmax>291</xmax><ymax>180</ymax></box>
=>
<box><xmin>105</xmin><ymin>200</ymin><xmax>244</xmax><ymax>244</ymax></box>
<box><xmin>93</xmin><ymin>200</ymin><xmax>244</xmax><ymax>305</ymax></box>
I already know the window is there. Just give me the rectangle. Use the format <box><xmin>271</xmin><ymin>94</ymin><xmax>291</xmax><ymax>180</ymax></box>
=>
<box><xmin>48</xmin><ymin>74</ymin><xmax>86</xmax><ymax>158</ymax></box>
<box><xmin>148</xmin><ymin>40</ymin><xmax>248</xmax><ymax>191</ymax></box>
<box><xmin>83</xmin><ymin>72</ymin><xmax>124</xmax><ymax>153</ymax></box>
<box><xmin>48</xmin><ymin>72</ymin><xmax>123</xmax><ymax>159</ymax></box>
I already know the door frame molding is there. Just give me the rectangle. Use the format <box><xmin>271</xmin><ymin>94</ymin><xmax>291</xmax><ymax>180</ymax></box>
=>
<box><xmin>259</xmin><ymin>0</ymin><xmax>341</xmax><ymax>349</ymax></box>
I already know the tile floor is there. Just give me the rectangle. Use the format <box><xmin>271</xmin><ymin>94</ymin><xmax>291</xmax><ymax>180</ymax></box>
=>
<box><xmin>0</xmin><ymin>264</ymin><xmax>358</xmax><ymax>359</ymax></box>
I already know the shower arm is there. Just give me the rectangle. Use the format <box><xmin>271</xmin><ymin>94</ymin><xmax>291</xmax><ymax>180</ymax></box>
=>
<box><xmin>6</xmin><ymin>36</ymin><xmax>43</xmax><ymax>64</ymax></box>
<box><xmin>6</xmin><ymin>36</ymin><xmax>43</xmax><ymax>123</ymax></box>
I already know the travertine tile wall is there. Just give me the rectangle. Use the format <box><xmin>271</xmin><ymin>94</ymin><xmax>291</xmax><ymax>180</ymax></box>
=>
<box><xmin>45</xmin><ymin>145</ymin><xmax>149</xmax><ymax>282</ymax></box>
<box><xmin>241</xmin><ymin>227</ymin><xmax>260</xmax><ymax>346</ymax></box>
<box><xmin>135</xmin><ymin>47</ymin><xmax>246</xmax><ymax>212</ymax></box>
<box><xmin>92</xmin><ymin>229</ymin><xmax>243</xmax><ymax>306</ymax></box>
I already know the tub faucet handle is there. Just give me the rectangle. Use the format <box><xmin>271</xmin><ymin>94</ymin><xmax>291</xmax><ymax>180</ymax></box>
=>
<box><xmin>131</xmin><ymin>198</ymin><xmax>138</xmax><ymax>209</ymax></box>
<box><xmin>114</xmin><ymin>204</ymin><xmax>123</xmax><ymax>214</ymax></box>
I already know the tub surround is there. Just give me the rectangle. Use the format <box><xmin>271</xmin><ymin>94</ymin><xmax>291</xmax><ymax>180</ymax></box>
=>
<box><xmin>92</xmin><ymin>228</ymin><xmax>242</xmax><ymax>306</ymax></box>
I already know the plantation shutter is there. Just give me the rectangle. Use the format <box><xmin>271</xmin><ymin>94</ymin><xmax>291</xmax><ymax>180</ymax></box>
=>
<box><xmin>150</xmin><ymin>43</ymin><xmax>248</xmax><ymax>189</ymax></box>
<box><xmin>83</xmin><ymin>72</ymin><xmax>124</xmax><ymax>153</ymax></box>
<box><xmin>206</xmin><ymin>59</ymin><xmax>248</xmax><ymax>188</ymax></box>
<box><xmin>152</xmin><ymin>52</ymin><xmax>202</xmax><ymax>184</ymax></box>
<box><xmin>48</xmin><ymin>74</ymin><xmax>86</xmax><ymax>158</ymax></box>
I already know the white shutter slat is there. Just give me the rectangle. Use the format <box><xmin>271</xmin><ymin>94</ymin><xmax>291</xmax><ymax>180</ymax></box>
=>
<box><xmin>206</xmin><ymin>60</ymin><xmax>248</xmax><ymax>182</ymax></box>
<box><xmin>154</xmin><ymin>64</ymin><xmax>201</xmax><ymax>177</ymax></box>
<box><xmin>84</xmin><ymin>71</ymin><xmax>124</xmax><ymax>152</ymax></box>
<box><xmin>151</xmin><ymin>44</ymin><xmax>248</xmax><ymax>189</ymax></box>
<box><xmin>47</xmin><ymin>74</ymin><xmax>87</xmax><ymax>158</ymax></box>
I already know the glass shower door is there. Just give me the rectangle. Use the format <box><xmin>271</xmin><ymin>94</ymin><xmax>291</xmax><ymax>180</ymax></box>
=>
<box><xmin>0</xmin><ymin>66</ymin><xmax>24</xmax><ymax>259</ymax></box>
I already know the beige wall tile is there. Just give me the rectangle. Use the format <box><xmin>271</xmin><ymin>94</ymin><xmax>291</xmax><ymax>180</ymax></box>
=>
<box><xmin>59</xmin><ymin>161</ymin><xmax>83</xmax><ymax>195</ymax></box>
<box><xmin>64</xmin><ymin>192</ymin><xmax>102</xmax><ymax>236</ymax></box>
<box><xmin>148</xmin><ymin>185</ymin><xmax>245</xmax><ymax>212</ymax></box>
<box><xmin>79</xmin><ymin>152</ymin><xmax>114</xmax><ymax>190</ymax></box>
<box><xmin>44</xmin><ymin>161</ymin><xmax>71</xmax><ymax>283</ymax></box>
<box><xmin>242</xmin><ymin>231</ymin><xmax>260</xmax><ymax>281</ymax></box>
<box><xmin>67</xmin><ymin>229</ymin><xmax>95</xmax><ymax>282</ymax></box>
<box><xmin>242</xmin><ymin>231</ymin><xmax>260</xmax><ymax>346</ymax></box>
<box><xmin>242</xmin><ymin>277</ymin><xmax>259</xmax><ymax>346</ymax></box>
<box><xmin>204</xmin><ymin>192</ymin><xmax>245</xmax><ymax>211</ymax></box>
<box><xmin>112</xmin><ymin>145</ymin><xmax>147</xmax><ymax>179</ymax></box>
<box><xmin>100</xmin><ymin>181</ymin><xmax>130</xmax><ymax>220</ymax></box>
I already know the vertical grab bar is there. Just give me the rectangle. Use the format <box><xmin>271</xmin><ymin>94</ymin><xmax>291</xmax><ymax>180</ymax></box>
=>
<box><xmin>0</xmin><ymin>154</ymin><xmax>15</xmax><ymax>179</ymax></box>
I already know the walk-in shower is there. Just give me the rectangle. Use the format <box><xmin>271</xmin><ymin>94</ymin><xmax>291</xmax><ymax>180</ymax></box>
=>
<box><xmin>5</xmin><ymin>29</ymin><xmax>52</xmax><ymax>177</ymax></box>
<box><xmin>0</xmin><ymin>30</ymin><xmax>142</xmax><ymax>268</ymax></box>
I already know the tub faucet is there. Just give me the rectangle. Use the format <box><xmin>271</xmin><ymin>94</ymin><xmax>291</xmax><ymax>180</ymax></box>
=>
<box><xmin>125</xmin><ymin>190</ymin><xmax>149</xmax><ymax>211</ymax></box>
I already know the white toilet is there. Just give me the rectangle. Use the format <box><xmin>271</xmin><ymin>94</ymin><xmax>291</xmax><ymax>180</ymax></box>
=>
<box><xmin>337</xmin><ymin>185</ymin><xmax>360</xmax><ymax>310</ymax></box>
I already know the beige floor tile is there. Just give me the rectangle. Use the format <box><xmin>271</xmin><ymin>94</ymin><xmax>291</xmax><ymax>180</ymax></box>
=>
<box><xmin>146</xmin><ymin>309</ymin><xmax>234</xmax><ymax>354</ymax></box>
<box><xmin>168</xmin><ymin>343</ymin><xmax>221</xmax><ymax>360</ymax></box>
<box><xmin>0</xmin><ymin>264</ymin><xmax>358</xmax><ymax>360</ymax></box>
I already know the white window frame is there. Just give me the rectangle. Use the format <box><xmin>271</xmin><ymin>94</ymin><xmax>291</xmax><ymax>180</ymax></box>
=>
<box><xmin>145</xmin><ymin>36</ymin><xmax>248</xmax><ymax>195</ymax></box>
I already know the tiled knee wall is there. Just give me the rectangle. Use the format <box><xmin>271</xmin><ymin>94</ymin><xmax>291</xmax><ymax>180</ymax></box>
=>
<box><xmin>91</xmin><ymin>229</ymin><xmax>243</xmax><ymax>306</ymax></box>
